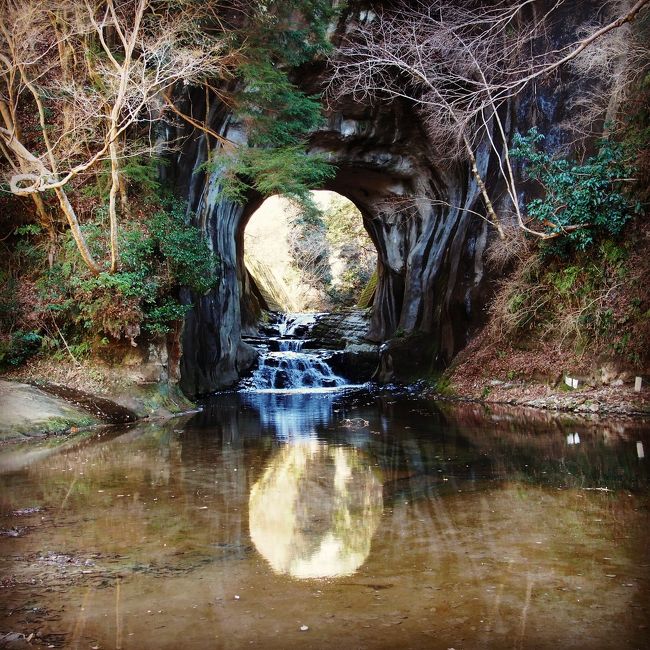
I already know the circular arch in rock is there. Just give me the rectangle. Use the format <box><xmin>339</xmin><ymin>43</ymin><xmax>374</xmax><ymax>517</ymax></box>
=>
<box><xmin>241</xmin><ymin>191</ymin><xmax>377</xmax><ymax>315</ymax></box>
<box><xmin>179</xmin><ymin>97</ymin><xmax>493</xmax><ymax>396</ymax></box>
<box><xmin>236</xmin><ymin>186</ymin><xmax>380</xmax><ymax>330</ymax></box>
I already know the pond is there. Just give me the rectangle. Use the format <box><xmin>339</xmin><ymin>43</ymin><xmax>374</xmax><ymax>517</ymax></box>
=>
<box><xmin>1</xmin><ymin>388</ymin><xmax>649</xmax><ymax>649</ymax></box>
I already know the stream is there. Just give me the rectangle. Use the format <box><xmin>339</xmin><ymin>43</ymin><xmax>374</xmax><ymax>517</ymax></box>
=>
<box><xmin>241</xmin><ymin>313</ymin><xmax>351</xmax><ymax>391</ymax></box>
<box><xmin>1</xmin><ymin>377</ymin><xmax>649</xmax><ymax>648</ymax></box>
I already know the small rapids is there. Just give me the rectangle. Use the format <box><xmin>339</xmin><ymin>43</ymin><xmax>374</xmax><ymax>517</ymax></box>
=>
<box><xmin>242</xmin><ymin>313</ymin><xmax>349</xmax><ymax>392</ymax></box>
<box><xmin>250</xmin><ymin>351</ymin><xmax>347</xmax><ymax>391</ymax></box>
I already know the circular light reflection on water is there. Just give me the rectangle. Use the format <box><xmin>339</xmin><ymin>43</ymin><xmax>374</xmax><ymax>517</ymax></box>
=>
<box><xmin>249</xmin><ymin>441</ymin><xmax>383</xmax><ymax>579</ymax></box>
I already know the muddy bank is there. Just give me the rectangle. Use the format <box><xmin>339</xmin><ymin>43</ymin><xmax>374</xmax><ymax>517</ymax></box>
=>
<box><xmin>427</xmin><ymin>379</ymin><xmax>650</xmax><ymax>418</ymax></box>
<box><xmin>30</xmin><ymin>382</ymin><xmax>138</xmax><ymax>423</ymax></box>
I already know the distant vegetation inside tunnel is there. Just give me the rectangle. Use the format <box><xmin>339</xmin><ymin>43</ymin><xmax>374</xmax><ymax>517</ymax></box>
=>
<box><xmin>244</xmin><ymin>191</ymin><xmax>377</xmax><ymax>312</ymax></box>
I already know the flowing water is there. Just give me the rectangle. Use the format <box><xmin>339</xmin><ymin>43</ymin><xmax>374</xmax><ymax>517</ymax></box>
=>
<box><xmin>0</xmin><ymin>389</ymin><xmax>649</xmax><ymax>649</ymax></box>
<box><xmin>243</xmin><ymin>313</ymin><xmax>349</xmax><ymax>391</ymax></box>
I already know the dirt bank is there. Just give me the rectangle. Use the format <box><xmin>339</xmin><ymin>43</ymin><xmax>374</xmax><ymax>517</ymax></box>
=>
<box><xmin>435</xmin><ymin>371</ymin><xmax>649</xmax><ymax>417</ymax></box>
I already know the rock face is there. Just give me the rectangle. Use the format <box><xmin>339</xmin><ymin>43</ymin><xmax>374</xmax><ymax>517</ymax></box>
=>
<box><xmin>311</xmin><ymin>98</ymin><xmax>493</xmax><ymax>360</ymax></box>
<box><xmin>169</xmin><ymin>5</ymin><xmax>600</xmax><ymax>396</ymax></box>
<box><xmin>171</xmin><ymin>90</ymin><xmax>492</xmax><ymax>395</ymax></box>
<box><xmin>308</xmin><ymin>310</ymin><xmax>374</xmax><ymax>350</ymax></box>
<box><xmin>0</xmin><ymin>380</ymin><xmax>99</xmax><ymax>440</ymax></box>
<box><xmin>309</xmin><ymin>310</ymin><xmax>379</xmax><ymax>382</ymax></box>
<box><xmin>168</xmin><ymin>91</ymin><xmax>259</xmax><ymax>396</ymax></box>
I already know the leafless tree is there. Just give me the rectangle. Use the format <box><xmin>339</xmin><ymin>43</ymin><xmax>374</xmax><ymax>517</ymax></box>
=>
<box><xmin>328</xmin><ymin>0</ymin><xmax>649</xmax><ymax>241</ymax></box>
<box><xmin>0</xmin><ymin>0</ymin><xmax>235</xmax><ymax>273</ymax></box>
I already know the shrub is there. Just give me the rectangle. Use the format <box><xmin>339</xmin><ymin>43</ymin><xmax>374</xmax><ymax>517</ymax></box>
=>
<box><xmin>34</xmin><ymin>199</ymin><xmax>219</xmax><ymax>346</ymax></box>
<box><xmin>489</xmin><ymin>235</ymin><xmax>646</xmax><ymax>368</ymax></box>
<box><xmin>511</xmin><ymin>128</ymin><xmax>641</xmax><ymax>252</ymax></box>
<box><xmin>0</xmin><ymin>330</ymin><xmax>42</xmax><ymax>368</ymax></box>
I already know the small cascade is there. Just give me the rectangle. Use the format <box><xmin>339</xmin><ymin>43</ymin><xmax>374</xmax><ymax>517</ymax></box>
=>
<box><xmin>277</xmin><ymin>315</ymin><xmax>313</xmax><ymax>352</ymax></box>
<box><xmin>279</xmin><ymin>340</ymin><xmax>303</xmax><ymax>352</ymax></box>
<box><xmin>242</xmin><ymin>313</ymin><xmax>349</xmax><ymax>392</ymax></box>
<box><xmin>276</xmin><ymin>313</ymin><xmax>317</xmax><ymax>339</ymax></box>
<box><xmin>250</xmin><ymin>352</ymin><xmax>347</xmax><ymax>390</ymax></box>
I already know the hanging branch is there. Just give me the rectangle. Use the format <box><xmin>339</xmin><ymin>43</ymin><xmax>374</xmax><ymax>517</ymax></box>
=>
<box><xmin>327</xmin><ymin>0</ymin><xmax>649</xmax><ymax>241</ymax></box>
<box><xmin>0</xmin><ymin>0</ymin><xmax>234</xmax><ymax>274</ymax></box>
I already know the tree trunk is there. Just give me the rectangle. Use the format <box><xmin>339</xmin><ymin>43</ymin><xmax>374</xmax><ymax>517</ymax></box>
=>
<box><xmin>463</xmin><ymin>137</ymin><xmax>506</xmax><ymax>240</ymax></box>
<box><xmin>108</xmin><ymin>131</ymin><xmax>120</xmax><ymax>273</ymax></box>
<box><xmin>31</xmin><ymin>194</ymin><xmax>57</xmax><ymax>268</ymax></box>
<box><xmin>54</xmin><ymin>187</ymin><xmax>102</xmax><ymax>275</ymax></box>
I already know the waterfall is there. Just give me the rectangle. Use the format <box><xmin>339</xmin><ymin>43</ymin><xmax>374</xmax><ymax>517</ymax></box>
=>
<box><xmin>276</xmin><ymin>313</ymin><xmax>317</xmax><ymax>338</ymax></box>
<box><xmin>242</xmin><ymin>313</ymin><xmax>350</xmax><ymax>392</ymax></box>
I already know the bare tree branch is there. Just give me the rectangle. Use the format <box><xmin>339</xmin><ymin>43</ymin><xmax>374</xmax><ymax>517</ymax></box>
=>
<box><xmin>327</xmin><ymin>0</ymin><xmax>649</xmax><ymax>241</ymax></box>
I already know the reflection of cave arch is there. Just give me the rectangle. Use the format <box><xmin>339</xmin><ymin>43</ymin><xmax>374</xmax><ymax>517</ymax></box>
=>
<box><xmin>249</xmin><ymin>441</ymin><xmax>383</xmax><ymax>579</ymax></box>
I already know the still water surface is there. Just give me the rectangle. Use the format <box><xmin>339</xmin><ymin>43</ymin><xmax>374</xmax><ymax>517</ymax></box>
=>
<box><xmin>1</xmin><ymin>389</ymin><xmax>649</xmax><ymax>649</ymax></box>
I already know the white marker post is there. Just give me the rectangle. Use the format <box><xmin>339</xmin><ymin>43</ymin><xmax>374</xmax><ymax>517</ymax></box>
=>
<box><xmin>634</xmin><ymin>377</ymin><xmax>642</xmax><ymax>392</ymax></box>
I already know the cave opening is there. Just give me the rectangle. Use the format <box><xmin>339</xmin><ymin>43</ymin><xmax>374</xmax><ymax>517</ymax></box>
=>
<box><xmin>180</xmin><ymin>100</ymin><xmax>488</xmax><ymax>396</ymax></box>
<box><xmin>236</xmin><ymin>190</ymin><xmax>380</xmax><ymax>391</ymax></box>
<box><xmin>242</xmin><ymin>190</ymin><xmax>378</xmax><ymax>316</ymax></box>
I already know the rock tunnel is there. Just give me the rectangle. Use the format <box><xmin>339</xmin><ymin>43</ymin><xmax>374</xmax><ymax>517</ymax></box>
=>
<box><xmin>102</xmin><ymin>0</ymin><xmax>599</xmax><ymax>398</ymax></box>
<box><xmin>162</xmin><ymin>0</ymin><xmax>596</xmax><ymax>398</ymax></box>
<box><xmin>171</xmin><ymin>89</ymin><xmax>497</xmax><ymax>397</ymax></box>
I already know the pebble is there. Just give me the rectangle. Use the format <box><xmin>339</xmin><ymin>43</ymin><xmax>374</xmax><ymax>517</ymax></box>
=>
<box><xmin>300</xmin><ymin>625</ymin><xmax>309</xmax><ymax>631</ymax></box>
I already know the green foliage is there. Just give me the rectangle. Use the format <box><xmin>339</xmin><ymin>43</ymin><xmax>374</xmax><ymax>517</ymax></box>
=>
<box><xmin>81</xmin><ymin>156</ymin><xmax>164</xmax><ymax>201</ymax></box>
<box><xmin>511</xmin><ymin>128</ymin><xmax>640</xmax><ymax>252</ymax></box>
<box><xmin>9</xmin><ymin>224</ymin><xmax>49</xmax><ymax>271</ymax></box>
<box><xmin>121</xmin><ymin>155</ymin><xmax>165</xmax><ymax>194</ymax></box>
<box><xmin>246</xmin><ymin>0</ymin><xmax>336</xmax><ymax>67</ymax></box>
<box><xmin>207</xmin><ymin>1</ymin><xmax>338</xmax><ymax>209</ymax></box>
<box><xmin>214</xmin><ymin>146</ymin><xmax>334</xmax><ymax>205</ymax></box>
<box><xmin>0</xmin><ymin>330</ymin><xmax>42</xmax><ymax>367</ymax></box>
<box><xmin>34</xmin><ymin>199</ymin><xmax>218</xmax><ymax>345</ymax></box>
<box><xmin>550</xmin><ymin>266</ymin><xmax>581</xmax><ymax>295</ymax></box>
<box><xmin>15</xmin><ymin>224</ymin><xmax>42</xmax><ymax>236</ymax></box>
<box><xmin>599</xmin><ymin>240</ymin><xmax>627</xmax><ymax>265</ymax></box>
<box><xmin>237</xmin><ymin>62</ymin><xmax>326</xmax><ymax>148</ymax></box>
<box><xmin>149</xmin><ymin>202</ymin><xmax>217</xmax><ymax>295</ymax></box>
<box><xmin>145</xmin><ymin>301</ymin><xmax>190</xmax><ymax>336</ymax></box>
<box><xmin>211</xmin><ymin>70</ymin><xmax>334</xmax><ymax>204</ymax></box>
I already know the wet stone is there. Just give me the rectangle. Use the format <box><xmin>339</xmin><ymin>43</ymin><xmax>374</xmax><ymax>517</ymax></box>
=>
<box><xmin>273</xmin><ymin>370</ymin><xmax>290</xmax><ymax>389</ymax></box>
